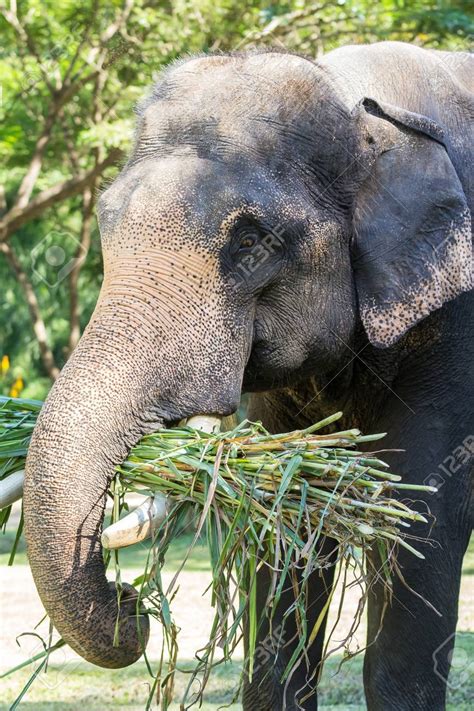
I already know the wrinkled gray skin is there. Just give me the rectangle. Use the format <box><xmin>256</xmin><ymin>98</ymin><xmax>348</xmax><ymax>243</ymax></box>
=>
<box><xmin>24</xmin><ymin>42</ymin><xmax>473</xmax><ymax>710</ymax></box>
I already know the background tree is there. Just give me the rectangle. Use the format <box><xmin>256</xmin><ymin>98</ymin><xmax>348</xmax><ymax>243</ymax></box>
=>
<box><xmin>0</xmin><ymin>0</ymin><xmax>472</xmax><ymax>398</ymax></box>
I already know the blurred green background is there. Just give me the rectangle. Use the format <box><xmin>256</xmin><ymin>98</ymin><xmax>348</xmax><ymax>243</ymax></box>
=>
<box><xmin>0</xmin><ymin>0</ymin><xmax>472</xmax><ymax>400</ymax></box>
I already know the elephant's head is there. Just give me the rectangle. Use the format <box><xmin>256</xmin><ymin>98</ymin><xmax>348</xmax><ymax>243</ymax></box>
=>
<box><xmin>23</xmin><ymin>52</ymin><xmax>471</xmax><ymax>667</ymax></box>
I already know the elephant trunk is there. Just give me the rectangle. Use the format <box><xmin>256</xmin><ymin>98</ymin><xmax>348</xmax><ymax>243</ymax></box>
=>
<box><xmin>23</xmin><ymin>243</ymin><xmax>245</xmax><ymax>667</ymax></box>
<box><xmin>23</xmin><ymin>308</ymin><xmax>167</xmax><ymax>668</ymax></box>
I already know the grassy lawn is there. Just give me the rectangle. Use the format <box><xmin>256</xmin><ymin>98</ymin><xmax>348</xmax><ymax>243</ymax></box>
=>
<box><xmin>2</xmin><ymin>642</ymin><xmax>473</xmax><ymax>710</ymax></box>
<box><xmin>1</xmin><ymin>523</ymin><xmax>472</xmax><ymax>710</ymax></box>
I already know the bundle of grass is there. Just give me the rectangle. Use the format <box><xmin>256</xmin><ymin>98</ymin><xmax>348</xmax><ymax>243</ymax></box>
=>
<box><xmin>0</xmin><ymin>396</ymin><xmax>435</xmax><ymax>708</ymax></box>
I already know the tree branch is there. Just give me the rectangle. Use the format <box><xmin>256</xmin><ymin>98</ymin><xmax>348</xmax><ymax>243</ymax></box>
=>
<box><xmin>100</xmin><ymin>0</ymin><xmax>135</xmax><ymax>44</ymax></box>
<box><xmin>10</xmin><ymin>69</ymin><xmax>102</xmax><ymax>213</ymax></box>
<box><xmin>62</xmin><ymin>0</ymin><xmax>100</xmax><ymax>84</ymax></box>
<box><xmin>66</xmin><ymin>67</ymin><xmax>107</xmax><ymax>356</ymax></box>
<box><xmin>3</xmin><ymin>0</ymin><xmax>133</xmax><ymax>219</ymax></box>
<box><xmin>0</xmin><ymin>148</ymin><xmax>123</xmax><ymax>242</ymax></box>
<box><xmin>2</xmin><ymin>0</ymin><xmax>55</xmax><ymax>92</ymax></box>
<box><xmin>12</xmin><ymin>104</ymin><xmax>62</xmax><ymax>212</ymax></box>
<box><xmin>67</xmin><ymin>185</ymin><xmax>95</xmax><ymax>356</ymax></box>
<box><xmin>0</xmin><ymin>242</ymin><xmax>60</xmax><ymax>380</ymax></box>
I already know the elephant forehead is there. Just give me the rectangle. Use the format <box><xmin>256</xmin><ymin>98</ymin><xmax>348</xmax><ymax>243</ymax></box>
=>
<box><xmin>98</xmin><ymin>154</ymin><xmax>292</xmax><ymax>253</ymax></box>
<box><xmin>102</xmin><ymin>193</ymin><xmax>211</xmax><ymax>252</ymax></box>
<box><xmin>133</xmin><ymin>54</ymin><xmax>326</xmax><ymax>166</ymax></box>
<box><xmin>99</xmin><ymin>183</ymin><xmax>244</xmax><ymax>260</ymax></box>
<box><xmin>99</xmin><ymin>164</ymin><xmax>218</xmax><ymax>250</ymax></box>
<box><xmin>143</xmin><ymin>53</ymin><xmax>318</xmax><ymax>124</ymax></box>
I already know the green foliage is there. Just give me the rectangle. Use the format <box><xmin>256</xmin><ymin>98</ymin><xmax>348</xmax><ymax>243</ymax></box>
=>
<box><xmin>0</xmin><ymin>0</ymin><xmax>472</xmax><ymax>398</ymax></box>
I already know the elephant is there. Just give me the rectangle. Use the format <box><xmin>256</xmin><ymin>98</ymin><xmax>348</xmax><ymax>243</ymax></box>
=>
<box><xmin>19</xmin><ymin>41</ymin><xmax>473</xmax><ymax>710</ymax></box>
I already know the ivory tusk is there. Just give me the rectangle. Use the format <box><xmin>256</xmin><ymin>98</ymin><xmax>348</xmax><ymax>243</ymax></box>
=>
<box><xmin>101</xmin><ymin>493</ymin><xmax>168</xmax><ymax>550</ymax></box>
<box><xmin>0</xmin><ymin>470</ymin><xmax>24</xmax><ymax>510</ymax></box>
<box><xmin>101</xmin><ymin>415</ymin><xmax>222</xmax><ymax>550</ymax></box>
<box><xmin>186</xmin><ymin>415</ymin><xmax>221</xmax><ymax>433</ymax></box>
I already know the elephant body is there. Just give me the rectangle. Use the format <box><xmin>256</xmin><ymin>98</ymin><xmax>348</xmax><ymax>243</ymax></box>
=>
<box><xmin>245</xmin><ymin>42</ymin><xmax>474</xmax><ymax>710</ymax></box>
<box><xmin>23</xmin><ymin>42</ymin><xmax>473</xmax><ymax>709</ymax></box>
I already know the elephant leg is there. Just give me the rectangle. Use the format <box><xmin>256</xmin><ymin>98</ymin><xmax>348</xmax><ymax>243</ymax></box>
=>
<box><xmin>242</xmin><ymin>535</ymin><xmax>336</xmax><ymax>711</ymax></box>
<box><xmin>363</xmin><ymin>509</ymin><xmax>472</xmax><ymax>711</ymax></box>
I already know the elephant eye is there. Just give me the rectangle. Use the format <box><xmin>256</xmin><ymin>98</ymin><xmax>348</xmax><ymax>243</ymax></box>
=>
<box><xmin>237</xmin><ymin>228</ymin><xmax>259</xmax><ymax>252</ymax></box>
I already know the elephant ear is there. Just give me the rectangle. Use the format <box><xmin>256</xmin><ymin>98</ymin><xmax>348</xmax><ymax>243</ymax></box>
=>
<box><xmin>351</xmin><ymin>97</ymin><xmax>472</xmax><ymax>348</ymax></box>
